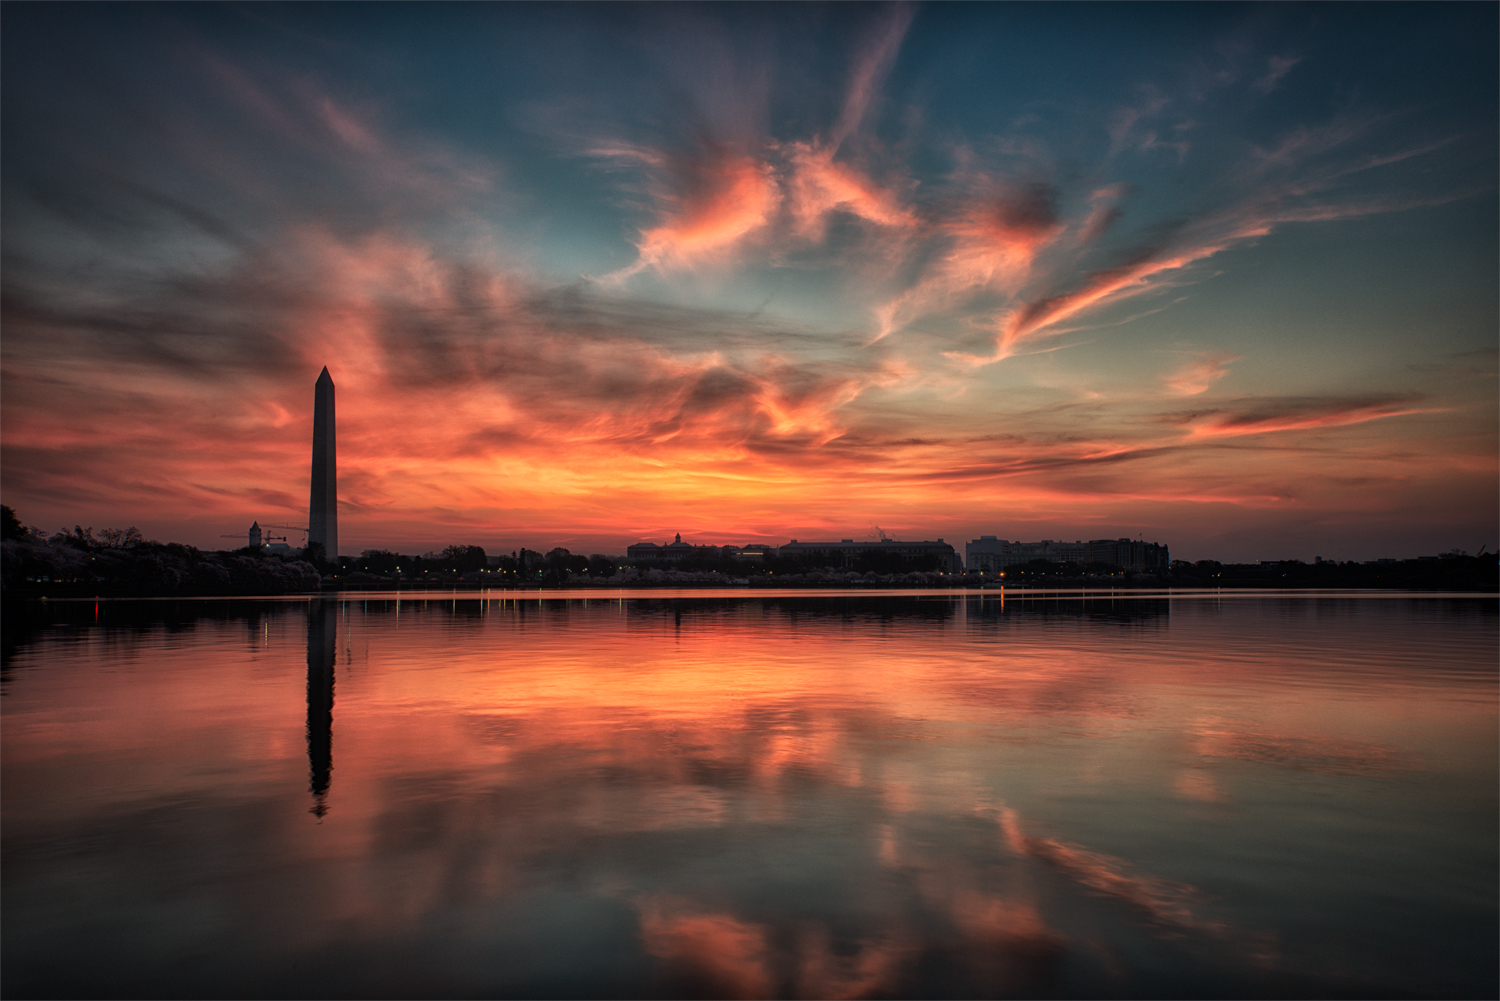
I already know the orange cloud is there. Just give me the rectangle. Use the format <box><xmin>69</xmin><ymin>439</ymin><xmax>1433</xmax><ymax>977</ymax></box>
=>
<box><xmin>793</xmin><ymin>926</ymin><xmax>911</xmax><ymax>1000</ymax></box>
<box><xmin>999</xmin><ymin>809</ymin><xmax>1217</xmax><ymax>934</ymax></box>
<box><xmin>876</xmin><ymin>182</ymin><xmax>1063</xmax><ymax>341</ymax></box>
<box><xmin>1176</xmin><ymin>398</ymin><xmax>1436</xmax><ymax>439</ymax></box>
<box><xmin>607</xmin><ymin>148</ymin><xmax>779</xmax><ymax>277</ymax></box>
<box><xmin>639</xmin><ymin>898</ymin><xmax>773</xmax><ymax>998</ymax></box>
<box><xmin>785</xmin><ymin>142</ymin><xmax>917</xmax><ymax>242</ymax></box>
<box><xmin>637</xmin><ymin>897</ymin><xmax>915</xmax><ymax>1000</ymax></box>
<box><xmin>1164</xmin><ymin>352</ymin><xmax>1240</xmax><ymax>396</ymax></box>
<box><xmin>1189</xmin><ymin>720</ymin><xmax>1401</xmax><ymax>775</ymax></box>
<box><xmin>1172</xmin><ymin>769</ymin><xmax>1227</xmax><ymax>803</ymax></box>
<box><xmin>974</xmin><ymin>236</ymin><xmax>1245</xmax><ymax>361</ymax></box>
<box><xmin>947</xmin><ymin>156</ymin><xmax>1456</xmax><ymax>365</ymax></box>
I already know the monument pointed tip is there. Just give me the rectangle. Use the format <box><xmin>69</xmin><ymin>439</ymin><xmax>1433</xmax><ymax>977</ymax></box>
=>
<box><xmin>316</xmin><ymin>366</ymin><xmax>332</xmax><ymax>383</ymax></box>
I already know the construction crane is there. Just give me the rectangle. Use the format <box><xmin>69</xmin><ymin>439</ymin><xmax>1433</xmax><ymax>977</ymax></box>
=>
<box><xmin>220</xmin><ymin>521</ymin><xmax>309</xmax><ymax>549</ymax></box>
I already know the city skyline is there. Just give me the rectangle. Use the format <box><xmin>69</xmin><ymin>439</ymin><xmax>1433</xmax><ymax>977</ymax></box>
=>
<box><xmin>2</xmin><ymin>4</ymin><xmax>1495</xmax><ymax>563</ymax></box>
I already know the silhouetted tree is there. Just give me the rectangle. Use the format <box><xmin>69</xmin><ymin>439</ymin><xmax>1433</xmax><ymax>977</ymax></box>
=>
<box><xmin>515</xmin><ymin>549</ymin><xmax>544</xmax><ymax>577</ymax></box>
<box><xmin>98</xmin><ymin>527</ymin><xmax>144</xmax><ymax>549</ymax></box>
<box><xmin>358</xmin><ymin>549</ymin><xmax>400</xmax><ymax>574</ymax></box>
<box><xmin>1</xmin><ymin>505</ymin><xmax>24</xmax><ymax>541</ymax></box>
<box><xmin>58</xmin><ymin>526</ymin><xmax>97</xmax><ymax>550</ymax></box>
<box><xmin>303</xmin><ymin>541</ymin><xmax>329</xmax><ymax>572</ymax></box>
<box><xmin>438</xmin><ymin>545</ymin><xmax>487</xmax><ymax>573</ymax></box>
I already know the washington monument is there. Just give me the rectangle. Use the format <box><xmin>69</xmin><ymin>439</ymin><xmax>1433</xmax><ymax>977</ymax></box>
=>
<box><xmin>308</xmin><ymin>367</ymin><xmax>337</xmax><ymax>561</ymax></box>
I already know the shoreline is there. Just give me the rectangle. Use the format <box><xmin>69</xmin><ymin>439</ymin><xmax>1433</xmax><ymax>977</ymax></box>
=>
<box><xmin>5</xmin><ymin>580</ymin><xmax>1496</xmax><ymax>601</ymax></box>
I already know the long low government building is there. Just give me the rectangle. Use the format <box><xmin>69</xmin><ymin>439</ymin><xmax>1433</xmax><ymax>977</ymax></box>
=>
<box><xmin>965</xmin><ymin>536</ymin><xmax>1169</xmax><ymax>573</ymax></box>
<box><xmin>776</xmin><ymin>538</ymin><xmax>964</xmax><ymax>573</ymax></box>
<box><xmin>626</xmin><ymin>534</ymin><xmax>963</xmax><ymax>572</ymax></box>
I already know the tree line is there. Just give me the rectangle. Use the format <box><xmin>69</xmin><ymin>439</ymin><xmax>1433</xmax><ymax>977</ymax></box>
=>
<box><xmin>2</xmin><ymin>506</ymin><xmax>321</xmax><ymax>595</ymax></box>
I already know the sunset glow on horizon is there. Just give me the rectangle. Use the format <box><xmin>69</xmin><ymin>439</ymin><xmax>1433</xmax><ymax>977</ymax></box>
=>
<box><xmin>2</xmin><ymin>3</ymin><xmax>1495</xmax><ymax>561</ymax></box>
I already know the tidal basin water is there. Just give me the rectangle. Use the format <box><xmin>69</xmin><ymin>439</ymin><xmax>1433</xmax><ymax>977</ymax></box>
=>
<box><xmin>2</xmin><ymin>590</ymin><xmax>1495</xmax><ymax>1000</ymax></box>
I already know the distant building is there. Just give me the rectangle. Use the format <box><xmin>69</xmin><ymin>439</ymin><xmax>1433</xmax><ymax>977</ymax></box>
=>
<box><xmin>236</xmin><ymin>520</ymin><xmax>298</xmax><ymax>556</ymax></box>
<box><xmin>627</xmin><ymin>533</ymin><xmax>722</xmax><ymax>563</ymax></box>
<box><xmin>966</xmin><ymin>536</ymin><xmax>1083</xmax><ymax>571</ymax></box>
<box><xmin>777</xmin><ymin>538</ymin><xmax>963</xmax><ymax>573</ymax></box>
<box><xmin>1087</xmin><ymin>538</ymin><xmax>1169</xmax><ymax>572</ymax></box>
<box><xmin>966</xmin><ymin>535</ymin><xmax>1168</xmax><ymax>573</ymax></box>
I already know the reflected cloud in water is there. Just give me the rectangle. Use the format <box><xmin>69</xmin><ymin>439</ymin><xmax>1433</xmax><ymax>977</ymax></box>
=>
<box><xmin>1</xmin><ymin>592</ymin><xmax>1494</xmax><ymax>999</ymax></box>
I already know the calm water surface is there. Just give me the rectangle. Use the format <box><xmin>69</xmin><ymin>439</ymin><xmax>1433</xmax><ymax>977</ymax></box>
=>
<box><xmin>3</xmin><ymin>590</ymin><xmax>1495</xmax><ymax>999</ymax></box>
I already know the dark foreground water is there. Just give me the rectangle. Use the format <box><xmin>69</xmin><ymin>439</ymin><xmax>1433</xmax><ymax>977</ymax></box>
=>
<box><xmin>2</xmin><ymin>590</ymin><xmax>1495</xmax><ymax>1000</ymax></box>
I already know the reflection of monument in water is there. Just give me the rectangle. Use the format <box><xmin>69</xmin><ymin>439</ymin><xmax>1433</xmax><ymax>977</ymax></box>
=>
<box><xmin>306</xmin><ymin>601</ymin><xmax>336</xmax><ymax>818</ymax></box>
<box><xmin>308</xmin><ymin>366</ymin><xmax>337</xmax><ymax>562</ymax></box>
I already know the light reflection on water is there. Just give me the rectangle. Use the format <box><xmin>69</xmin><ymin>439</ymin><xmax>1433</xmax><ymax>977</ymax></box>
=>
<box><xmin>2</xmin><ymin>591</ymin><xmax>1495</xmax><ymax>999</ymax></box>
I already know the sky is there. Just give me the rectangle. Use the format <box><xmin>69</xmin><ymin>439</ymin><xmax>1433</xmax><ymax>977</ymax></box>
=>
<box><xmin>2</xmin><ymin>2</ymin><xmax>1495</xmax><ymax>562</ymax></box>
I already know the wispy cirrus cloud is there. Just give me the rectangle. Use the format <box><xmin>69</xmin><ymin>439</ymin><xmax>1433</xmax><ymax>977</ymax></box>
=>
<box><xmin>944</xmin><ymin>138</ymin><xmax>1466</xmax><ymax>365</ymax></box>
<box><xmin>1251</xmin><ymin>54</ymin><xmax>1301</xmax><ymax>96</ymax></box>
<box><xmin>1170</xmin><ymin>397</ymin><xmax>1438</xmax><ymax>439</ymax></box>
<box><xmin>188</xmin><ymin>49</ymin><xmax>494</xmax><ymax>219</ymax></box>
<box><xmin>829</xmin><ymin>2</ymin><xmax>915</xmax><ymax>149</ymax></box>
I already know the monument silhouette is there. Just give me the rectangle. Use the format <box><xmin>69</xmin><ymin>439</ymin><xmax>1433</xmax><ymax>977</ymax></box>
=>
<box><xmin>308</xmin><ymin>367</ymin><xmax>337</xmax><ymax>561</ymax></box>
